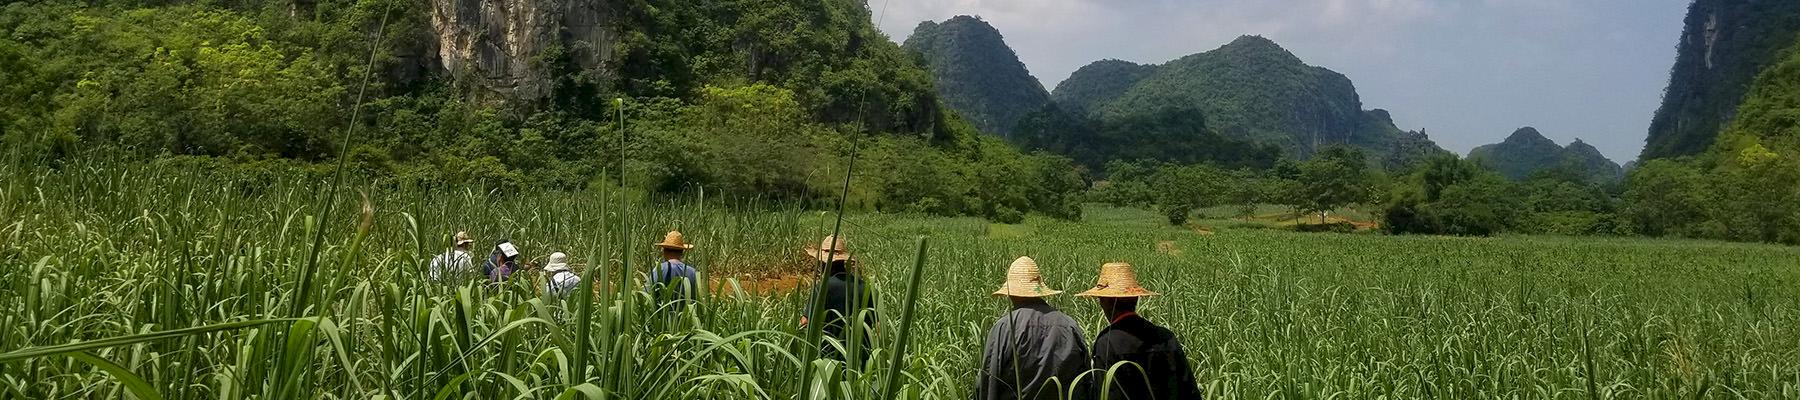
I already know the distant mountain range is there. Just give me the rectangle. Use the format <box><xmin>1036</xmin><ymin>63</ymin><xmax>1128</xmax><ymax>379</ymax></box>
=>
<box><xmin>1468</xmin><ymin>127</ymin><xmax>1622</xmax><ymax>182</ymax></box>
<box><xmin>904</xmin><ymin>22</ymin><xmax>1448</xmax><ymax>169</ymax></box>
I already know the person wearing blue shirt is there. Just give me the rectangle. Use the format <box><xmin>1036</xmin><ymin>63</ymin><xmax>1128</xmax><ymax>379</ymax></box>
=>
<box><xmin>646</xmin><ymin>231</ymin><xmax>699</xmax><ymax>306</ymax></box>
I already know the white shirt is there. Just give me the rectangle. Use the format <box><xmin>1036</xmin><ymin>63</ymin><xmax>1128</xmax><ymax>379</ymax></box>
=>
<box><xmin>429</xmin><ymin>249</ymin><xmax>473</xmax><ymax>282</ymax></box>
<box><xmin>544</xmin><ymin>268</ymin><xmax>581</xmax><ymax>297</ymax></box>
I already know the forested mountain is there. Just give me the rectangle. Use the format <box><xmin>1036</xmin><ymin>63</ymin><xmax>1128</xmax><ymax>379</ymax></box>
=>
<box><xmin>1037</xmin><ymin>35</ymin><xmax>1441</xmax><ymax>165</ymax></box>
<box><xmin>0</xmin><ymin>0</ymin><xmax>1085</xmax><ymax>220</ymax></box>
<box><xmin>903</xmin><ymin>16</ymin><xmax>1050</xmax><ymax>137</ymax></box>
<box><xmin>1468</xmin><ymin>127</ymin><xmax>1622</xmax><ymax>182</ymax></box>
<box><xmin>1051</xmin><ymin>59</ymin><xmax>1161</xmax><ymax>117</ymax></box>
<box><xmin>1642</xmin><ymin>0</ymin><xmax>1800</xmax><ymax>160</ymax></box>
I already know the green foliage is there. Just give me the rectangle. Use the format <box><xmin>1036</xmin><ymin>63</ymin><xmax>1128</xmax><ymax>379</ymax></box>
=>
<box><xmin>1468</xmin><ymin>127</ymin><xmax>1622</xmax><ymax>183</ymax></box>
<box><xmin>1050</xmin><ymin>59</ymin><xmax>1159</xmax><ymax>117</ymax></box>
<box><xmin>1384</xmin><ymin>156</ymin><xmax>1522</xmax><ymax>236</ymax></box>
<box><xmin>903</xmin><ymin>16</ymin><xmax>1050</xmax><ymax>137</ymax></box>
<box><xmin>1643</xmin><ymin>0</ymin><xmax>1800</xmax><ymax>160</ymax></box>
<box><xmin>1293</xmin><ymin>146</ymin><xmax>1376</xmax><ymax>221</ymax></box>
<box><xmin>1619</xmin><ymin>34</ymin><xmax>1800</xmax><ymax>244</ymax></box>
<box><xmin>1092</xmin><ymin>36</ymin><xmax>1407</xmax><ymax>158</ymax></box>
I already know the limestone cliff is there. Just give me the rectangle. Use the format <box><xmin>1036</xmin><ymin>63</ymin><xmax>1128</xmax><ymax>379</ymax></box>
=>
<box><xmin>429</xmin><ymin>0</ymin><xmax>617</xmax><ymax>101</ymax></box>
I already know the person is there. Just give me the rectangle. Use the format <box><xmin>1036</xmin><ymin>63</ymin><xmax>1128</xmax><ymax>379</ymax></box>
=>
<box><xmin>1077</xmin><ymin>262</ymin><xmax>1203</xmax><ymax>400</ymax></box>
<box><xmin>976</xmin><ymin>256</ymin><xmax>1091</xmax><ymax>400</ymax></box>
<box><xmin>800</xmin><ymin>234</ymin><xmax>877</xmax><ymax>361</ymax></box>
<box><xmin>483</xmin><ymin>240</ymin><xmax>523</xmax><ymax>283</ymax></box>
<box><xmin>645</xmin><ymin>231</ymin><xmax>699</xmax><ymax>305</ymax></box>
<box><xmin>542</xmin><ymin>252</ymin><xmax>581</xmax><ymax>297</ymax></box>
<box><xmin>428</xmin><ymin>231</ymin><xmax>476</xmax><ymax>283</ymax></box>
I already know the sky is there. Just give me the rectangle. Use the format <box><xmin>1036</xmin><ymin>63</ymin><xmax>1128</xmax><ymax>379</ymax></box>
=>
<box><xmin>871</xmin><ymin>0</ymin><xmax>1692</xmax><ymax>163</ymax></box>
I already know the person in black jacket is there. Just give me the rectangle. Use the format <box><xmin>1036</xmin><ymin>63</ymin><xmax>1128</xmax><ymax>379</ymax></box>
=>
<box><xmin>1077</xmin><ymin>262</ymin><xmax>1203</xmax><ymax>400</ymax></box>
<box><xmin>800</xmin><ymin>235</ymin><xmax>877</xmax><ymax>362</ymax></box>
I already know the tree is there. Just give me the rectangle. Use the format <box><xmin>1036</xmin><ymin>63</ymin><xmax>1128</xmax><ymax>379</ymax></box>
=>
<box><xmin>1294</xmin><ymin>146</ymin><xmax>1374</xmax><ymax>223</ymax></box>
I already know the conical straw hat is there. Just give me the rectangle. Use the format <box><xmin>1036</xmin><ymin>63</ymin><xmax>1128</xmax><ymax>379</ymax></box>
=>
<box><xmin>993</xmin><ymin>256</ymin><xmax>1062</xmax><ymax>297</ymax></box>
<box><xmin>1076</xmin><ymin>262</ymin><xmax>1160</xmax><ymax>298</ymax></box>
<box><xmin>801</xmin><ymin>235</ymin><xmax>851</xmax><ymax>263</ymax></box>
<box><xmin>653</xmin><ymin>231</ymin><xmax>695</xmax><ymax>250</ymax></box>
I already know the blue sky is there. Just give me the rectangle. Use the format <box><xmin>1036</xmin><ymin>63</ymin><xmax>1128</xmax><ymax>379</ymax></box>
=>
<box><xmin>873</xmin><ymin>0</ymin><xmax>1691</xmax><ymax>163</ymax></box>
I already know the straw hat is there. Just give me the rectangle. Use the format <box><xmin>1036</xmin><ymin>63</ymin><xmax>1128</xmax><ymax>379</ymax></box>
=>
<box><xmin>992</xmin><ymin>256</ymin><xmax>1062</xmax><ymax>297</ymax></box>
<box><xmin>802</xmin><ymin>235</ymin><xmax>852</xmax><ymax>263</ymax></box>
<box><xmin>653</xmin><ymin>231</ymin><xmax>695</xmax><ymax>250</ymax></box>
<box><xmin>454</xmin><ymin>231</ymin><xmax>474</xmax><ymax>246</ymax></box>
<box><xmin>1076</xmin><ymin>262</ymin><xmax>1160</xmax><ymax>298</ymax></box>
<box><xmin>544</xmin><ymin>252</ymin><xmax>570</xmax><ymax>271</ymax></box>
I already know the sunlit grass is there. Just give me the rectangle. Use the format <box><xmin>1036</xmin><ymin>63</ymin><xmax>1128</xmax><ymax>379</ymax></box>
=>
<box><xmin>2</xmin><ymin>161</ymin><xmax>1798</xmax><ymax>399</ymax></box>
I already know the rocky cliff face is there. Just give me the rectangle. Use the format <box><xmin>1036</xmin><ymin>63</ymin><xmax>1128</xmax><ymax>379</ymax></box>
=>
<box><xmin>429</xmin><ymin>0</ymin><xmax>617</xmax><ymax>101</ymax></box>
<box><xmin>1642</xmin><ymin>0</ymin><xmax>1800</xmax><ymax>160</ymax></box>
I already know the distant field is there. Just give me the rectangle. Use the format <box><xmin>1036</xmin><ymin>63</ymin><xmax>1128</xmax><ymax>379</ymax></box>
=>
<box><xmin>3</xmin><ymin>165</ymin><xmax>1798</xmax><ymax>399</ymax></box>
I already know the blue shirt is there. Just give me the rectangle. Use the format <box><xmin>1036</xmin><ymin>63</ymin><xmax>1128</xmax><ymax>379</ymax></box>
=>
<box><xmin>646</xmin><ymin>259</ymin><xmax>698</xmax><ymax>302</ymax></box>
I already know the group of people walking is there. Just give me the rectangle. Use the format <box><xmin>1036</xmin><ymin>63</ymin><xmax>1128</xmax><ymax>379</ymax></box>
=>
<box><xmin>978</xmin><ymin>257</ymin><xmax>1201</xmax><ymax>400</ymax></box>
<box><xmin>424</xmin><ymin>230</ymin><xmax>706</xmax><ymax>301</ymax></box>
<box><xmin>426</xmin><ymin>231</ymin><xmax>1198</xmax><ymax>398</ymax></box>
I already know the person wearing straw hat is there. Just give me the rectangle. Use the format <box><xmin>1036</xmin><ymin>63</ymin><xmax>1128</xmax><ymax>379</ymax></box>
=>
<box><xmin>1078</xmin><ymin>262</ymin><xmax>1202</xmax><ymax>400</ymax></box>
<box><xmin>542</xmin><ymin>252</ymin><xmax>581</xmax><ymax>297</ymax></box>
<box><xmin>428</xmin><ymin>231</ymin><xmax>476</xmax><ymax>283</ymax></box>
<box><xmin>645</xmin><ymin>231</ymin><xmax>699</xmax><ymax>305</ymax></box>
<box><xmin>799</xmin><ymin>234</ymin><xmax>878</xmax><ymax>361</ymax></box>
<box><xmin>976</xmin><ymin>256</ymin><xmax>1091</xmax><ymax>400</ymax></box>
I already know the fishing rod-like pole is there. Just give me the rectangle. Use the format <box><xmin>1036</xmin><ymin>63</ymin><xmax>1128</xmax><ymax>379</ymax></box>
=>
<box><xmin>798</xmin><ymin>131</ymin><xmax>859</xmax><ymax>400</ymax></box>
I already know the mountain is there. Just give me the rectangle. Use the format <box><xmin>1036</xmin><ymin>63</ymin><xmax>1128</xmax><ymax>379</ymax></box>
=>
<box><xmin>1064</xmin><ymin>35</ymin><xmax>1437</xmax><ymax>160</ymax></box>
<box><xmin>1642</xmin><ymin>0</ymin><xmax>1800</xmax><ymax>160</ymax></box>
<box><xmin>1051</xmin><ymin>59</ymin><xmax>1160</xmax><ymax>117</ymax></box>
<box><xmin>1468</xmin><ymin>127</ymin><xmax>1622</xmax><ymax>182</ymax></box>
<box><xmin>903</xmin><ymin>16</ymin><xmax>1050</xmax><ymax>137</ymax></box>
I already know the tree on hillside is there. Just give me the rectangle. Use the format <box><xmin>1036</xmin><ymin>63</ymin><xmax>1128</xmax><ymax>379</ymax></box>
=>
<box><xmin>1294</xmin><ymin>146</ymin><xmax>1374</xmax><ymax>223</ymax></box>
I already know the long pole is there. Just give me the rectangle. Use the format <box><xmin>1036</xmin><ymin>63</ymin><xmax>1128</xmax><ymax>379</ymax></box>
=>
<box><xmin>798</xmin><ymin>136</ymin><xmax>858</xmax><ymax>400</ymax></box>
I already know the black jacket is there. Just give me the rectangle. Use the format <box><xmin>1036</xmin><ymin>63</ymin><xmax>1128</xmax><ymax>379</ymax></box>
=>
<box><xmin>808</xmin><ymin>269</ymin><xmax>877</xmax><ymax>360</ymax></box>
<box><xmin>1090</xmin><ymin>314</ymin><xmax>1203</xmax><ymax>400</ymax></box>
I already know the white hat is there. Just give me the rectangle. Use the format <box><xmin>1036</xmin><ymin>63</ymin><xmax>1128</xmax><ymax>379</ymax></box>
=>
<box><xmin>544</xmin><ymin>252</ymin><xmax>570</xmax><ymax>271</ymax></box>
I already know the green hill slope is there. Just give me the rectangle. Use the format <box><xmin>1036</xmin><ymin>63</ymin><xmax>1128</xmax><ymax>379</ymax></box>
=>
<box><xmin>1642</xmin><ymin>0</ymin><xmax>1800</xmax><ymax>160</ymax></box>
<box><xmin>903</xmin><ymin>15</ymin><xmax>1050</xmax><ymax>137</ymax></box>
<box><xmin>1469</xmin><ymin>127</ymin><xmax>1622</xmax><ymax>182</ymax></box>
<box><xmin>1051</xmin><ymin>59</ymin><xmax>1160</xmax><ymax>117</ymax></box>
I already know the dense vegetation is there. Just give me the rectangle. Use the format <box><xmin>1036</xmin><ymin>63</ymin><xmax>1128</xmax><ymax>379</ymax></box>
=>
<box><xmin>1618</xmin><ymin>33</ymin><xmax>1800</xmax><ymax>244</ymax></box>
<box><xmin>1467</xmin><ymin>127</ymin><xmax>1623</xmax><ymax>182</ymax></box>
<box><xmin>902</xmin><ymin>16</ymin><xmax>1051</xmax><ymax>138</ymax></box>
<box><xmin>1643</xmin><ymin>0</ymin><xmax>1800</xmax><ymax>160</ymax></box>
<box><xmin>0</xmin><ymin>0</ymin><xmax>1083</xmax><ymax>221</ymax></box>
<box><xmin>5</xmin><ymin>162</ymin><xmax>1799</xmax><ymax>398</ymax></box>
<box><xmin>1090</xmin><ymin>36</ymin><xmax>1420</xmax><ymax>159</ymax></box>
<box><xmin>1049</xmin><ymin>59</ymin><xmax>1161</xmax><ymax>118</ymax></box>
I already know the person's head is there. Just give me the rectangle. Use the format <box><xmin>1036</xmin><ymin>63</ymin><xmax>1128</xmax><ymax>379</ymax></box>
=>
<box><xmin>993</xmin><ymin>256</ymin><xmax>1062</xmax><ymax>305</ymax></box>
<box><xmin>453</xmin><ymin>231</ymin><xmax>474</xmax><ymax>250</ymax></box>
<box><xmin>805</xmin><ymin>235</ymin><xmax>853</xmax><ymax>272</ymax></box>
<box><xmin>1008</xmin><ymin>295</ymin><xmax>1048</xmax><ymax>308</ymax></box>
<box><xmin>1096</xmin><ymin>297</ymin><xmax>1139</xmax><ymax>316</ymax></box>
<box><xmin>1075</xmin><ymin>262</ymin><xmax>1159</xmax><ymax>319</ymax></box>
<box><xmin>654</xmin><ymin>231</ymin><xmax>695</xmax><ymax>260</ymax></box>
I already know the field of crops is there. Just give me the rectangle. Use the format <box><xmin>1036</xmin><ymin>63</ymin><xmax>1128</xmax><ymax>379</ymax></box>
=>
<box><xmin>3</xmin><ymin>160</ymin><xmax>1799</xmax><ymax>399</ymax></box>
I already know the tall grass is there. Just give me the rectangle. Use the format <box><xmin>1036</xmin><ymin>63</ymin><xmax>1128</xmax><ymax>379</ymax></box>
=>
<box><xmin>3</xmin><ymin>160</ymin><xmax>1800</xmax><ymax>399</ymax></box>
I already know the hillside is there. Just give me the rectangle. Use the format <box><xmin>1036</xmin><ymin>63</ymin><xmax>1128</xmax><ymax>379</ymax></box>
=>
<box><xmin>1468</xmin><ymin>127</ymin><xmax>1622</xmax><ymax>182</ymax></box>
<box><xmin>1051</xmin><ymin>59</ymin><xmax>1161</xmax><ymax>117</ymax></box>
<box><xmin>1642</xmin><ymin>0</ymin><xmax>1800</xmax><ymax>160</ymax></box>
<box><xmin>0</xmin><ymin>0</ymin><xmax>1085</xmax><ymax>220</ymax></box>
<box><xmin>1061</xmin><ymin>36</ymin><xmax>1440</xmax><ymax>161</ymax></box>
<box><xmin>903</xmin><ymin>16</ymin><xmax>1050</xmax><ymax>137</ymax></box>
